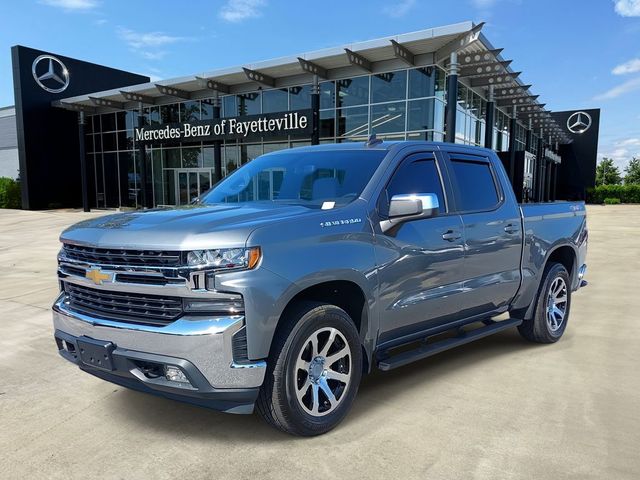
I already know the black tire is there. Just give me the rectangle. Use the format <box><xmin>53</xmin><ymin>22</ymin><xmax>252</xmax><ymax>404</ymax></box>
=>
<box><xmin>256</xmin><ymin>301</ymin><xmax>363</xmax><ymax>436</ymax></box>
<box><xmin>518</xmin><ymin>262</ymin><xmax>571</xmax><ymax>343</ymax></box>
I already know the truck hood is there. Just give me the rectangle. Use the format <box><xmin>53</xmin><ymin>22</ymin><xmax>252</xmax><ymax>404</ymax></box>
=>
<box><xmin>60</xmin><ymin>203</ymin><xmax>311</xmax><ymax>250</ymax></box>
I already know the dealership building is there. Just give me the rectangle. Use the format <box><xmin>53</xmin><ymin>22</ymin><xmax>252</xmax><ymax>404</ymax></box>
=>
<box><xmin>5</xmin><ymin>21</ymin><xmax>599</xmax><ymax>210</ymax></box>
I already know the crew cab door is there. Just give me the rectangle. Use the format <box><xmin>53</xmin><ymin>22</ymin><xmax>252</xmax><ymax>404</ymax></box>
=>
<box><xmin>442</xmin><ymin>151</ymin><xmax>523</xmax><ymax>316</ymax></box>
<box><xmin>374</xmin><ymin>151</ymin><xmax>466</xmax><ymax>345</ymax></box>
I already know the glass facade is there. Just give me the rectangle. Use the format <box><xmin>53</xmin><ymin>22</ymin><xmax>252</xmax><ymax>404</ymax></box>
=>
<box><xmin>85</xmin><ymin>64</ymin><xmax>526</xmax><ymax>208</ymax></box>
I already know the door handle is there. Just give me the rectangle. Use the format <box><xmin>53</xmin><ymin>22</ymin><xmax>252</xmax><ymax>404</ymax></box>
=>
<box><xmin>504</xmin><ymin>224</ymin><xmax>520</xmax><ymax>234</ymax></box>
<box><xmin>442</xmin><ymin>229</ymin><xmax>462</xmax><ymax>241</ymax></box>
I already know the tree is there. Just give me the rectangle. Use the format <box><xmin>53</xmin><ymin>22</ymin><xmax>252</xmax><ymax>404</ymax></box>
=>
<box><xmin>624</xmin><ymin>157</ymin><xmax>640</xmax><ymax>184</ymax></box>
<box><xmin>595</xmin><ymin>158</ymin><xmax>622</xmax><ymax>186</ymax></box>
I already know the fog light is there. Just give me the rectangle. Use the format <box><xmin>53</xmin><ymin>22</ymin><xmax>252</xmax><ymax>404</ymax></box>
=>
<box><xmin>164</xmin><ymin>365</ymin><xmax>190</xmax><ymax>384</ymax></box>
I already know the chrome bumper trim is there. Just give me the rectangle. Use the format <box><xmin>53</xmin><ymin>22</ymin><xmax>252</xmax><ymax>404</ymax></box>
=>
<box><xmin>52</xmin><ymin>297</ymin><xmax>266</xmax><ymax>389</ymax></box>
<box><xmin>54</xmin><ymin>295</ymin><xmax>241</xmax><ymax>336</ymax></box>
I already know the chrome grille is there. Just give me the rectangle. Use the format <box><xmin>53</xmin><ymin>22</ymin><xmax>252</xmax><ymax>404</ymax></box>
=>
<box><xmin>62</xmin><ymin>243</ymin><xmax>182</xmax><ymax>267</ymax></box>
<box><xmin>64</xmin><ymin>283</ymin><xmax>182</xmax><ymax>326</ymax></box>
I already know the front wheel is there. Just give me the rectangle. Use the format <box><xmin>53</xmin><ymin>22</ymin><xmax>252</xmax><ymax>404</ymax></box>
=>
<box><xmin>518</xmin><ymin>262</ymin><xmax>571</xmax><ymax>343</ymax></box>
<box><xmin>257</xmin><ymin>302</ymin><xmax>362</xmax><ymax>436</ymax></box>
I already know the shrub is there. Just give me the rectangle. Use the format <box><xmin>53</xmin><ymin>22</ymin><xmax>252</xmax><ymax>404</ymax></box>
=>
<box><xmin>587</xmin><ymin>184</ymin><xmax>640</xmax><ymax>204</ymax></box>
<box><xmin>0</xmin><ymin>177</ymin><xmax>21</xmax><ymax>209</ymax></box>
<box><xmin>604</xmin><ymin>197</ymin><xmax>621</xmax><ymax>205</ymax></box>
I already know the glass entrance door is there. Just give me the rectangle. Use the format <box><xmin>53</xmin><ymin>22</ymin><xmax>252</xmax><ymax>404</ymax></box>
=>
<box><xmin>175</xmin><ymin>169</ymin><xmax>212</xmax><ymax>205</ymax></box>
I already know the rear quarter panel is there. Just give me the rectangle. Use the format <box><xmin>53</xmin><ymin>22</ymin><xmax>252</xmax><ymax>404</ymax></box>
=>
<box><xmin>510</xmin><ymin>202</ymin><xmax>588</xmax><ymax>315</ymax></box>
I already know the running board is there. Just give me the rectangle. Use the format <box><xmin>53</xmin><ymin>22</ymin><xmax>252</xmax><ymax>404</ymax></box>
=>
<box><xmin>377</xmin><ymin>318</ymin><xmax>523</xmax><ymax>371</ymax></box>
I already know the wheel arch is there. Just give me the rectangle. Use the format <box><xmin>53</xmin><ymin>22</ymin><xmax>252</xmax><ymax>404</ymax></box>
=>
<box><xmin>517</xmin><ymin>243</ymin><xmax>577</xmax><ymax>320</ymax></box>
<box><xmin>272</xmin><ymin>276</ymin><xmax>374</xmax><ymax>374</ymax></box>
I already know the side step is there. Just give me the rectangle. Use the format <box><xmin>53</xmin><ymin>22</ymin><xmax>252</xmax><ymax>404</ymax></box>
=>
<box><xmin>377</xmin><ymin>318</ymin><xmax>523</xmax><ymax>371</ymax></box>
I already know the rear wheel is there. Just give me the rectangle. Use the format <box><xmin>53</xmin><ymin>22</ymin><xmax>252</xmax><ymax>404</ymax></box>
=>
<box><xmin>257</xmin><ymin>302</ymin><xmax>362</xmax><ymax>436</ymax></box>
<box><xmin>518</xmin><ymin>262</ymin><xmax>571</xmax><ymax>343</ymax></box>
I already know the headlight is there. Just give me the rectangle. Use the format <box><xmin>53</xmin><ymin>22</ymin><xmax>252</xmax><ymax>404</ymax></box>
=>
<box><xmin>186</xmin><ymin>247</ymin><xmax>261</xmax><ymax>270</ymax></box>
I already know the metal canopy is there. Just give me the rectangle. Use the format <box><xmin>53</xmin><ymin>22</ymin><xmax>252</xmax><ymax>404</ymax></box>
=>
<box><xmin>120</xmin><ymin>91</ymin><xmax>156</xmax><ymax>105</ymax></box>
<box><xmin>88</xmin><ymin>97</ymin><xmax>124</xmax><ymax>110</ymax></box>
<box><xmin>459</xmin><ymin>60</ymin><xmax>512</xmax><ymax>78</ymax></box>
<box><xmin>469</xmin><ymin>72</ymin><xmax>521</xmax><ymax>88</ymax></box>
<box><xmin>52</xmin><ymin>20</ymin><xmax>573</xmax><ymax>144</ymax></box>
<box><xmin>344</xmin><ymin>48</ymin><xmax>372</xmax><ymax>72</ymax></box>
<box><xmin>459</xmin><ymin>48</ymin><xmax>503</xmax><ymax>66</ymax></box>
<box><xmin>52</xmin><ymin>100</ymin><xmax>96</xmax><ymax>114</ymax></box>
<box><xmin>496</xmin><ymin>95</ymin><xmax>539</xmax><ymax>107</ymax></box>
<box><xmin>390</xmin><ymin>40</ymin><xmax>415</xmax><ymax>66</ymax></box>
<box><xmin>155</xmin><ymin>84</ymin><xmax>192</xmax><ymax>100</ymax></box>
<box><xmin>297</xmin><ymin>57</ymin><xmax>327</xmax><ymax>78</ymax></box>
<box><xmin>195</xmin><ymin>77</ymin><xmax>230</xmax><ymax>94</ymax></box>
<box><xmin>493</xmin><ymin>85</ymin><xmax>532</xmax><ymax>98</ymax></box>
<box><xmin>243</xmin><ymin>67</ymin><xmax>276</xmax><ymax>88</ymax></box>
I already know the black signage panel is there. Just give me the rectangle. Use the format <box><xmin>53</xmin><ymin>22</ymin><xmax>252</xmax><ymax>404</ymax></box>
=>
<box><xmin>551</xmin><ymin>108</ymin><xmax>600</xmax><ymax>200</ymax></box>
<box><xmin>11</xmin><ymin>45</ymin><xmax>149</xmax><ymax>209</ymax></box>
<box><xmin>135</xmin><ymin>109</ymin><xmax>312</xmax><ymax>144</ymax></box>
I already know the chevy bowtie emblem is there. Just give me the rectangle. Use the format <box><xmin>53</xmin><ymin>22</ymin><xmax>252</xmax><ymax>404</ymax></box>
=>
<box><xmin>85</xmin><ymin>267</ymin><xmax>111</xmax><ymax>285</ymax></box>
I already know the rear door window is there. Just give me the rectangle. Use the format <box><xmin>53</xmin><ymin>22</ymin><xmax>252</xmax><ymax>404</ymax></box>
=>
<box><xmin>448</xmin><ymin>158</ymin><xmax>500</xmax><ymax>212</ymax></box>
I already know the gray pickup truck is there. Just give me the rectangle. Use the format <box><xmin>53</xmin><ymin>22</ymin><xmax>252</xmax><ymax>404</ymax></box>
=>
<box><xmin>53</xmin><ymin>140</ymin><xmax>588</xmax><ymax>436</ymax></box>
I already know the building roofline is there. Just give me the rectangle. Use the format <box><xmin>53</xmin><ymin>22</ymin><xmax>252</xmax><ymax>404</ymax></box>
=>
<box><xmin>57</xmin><ymin>21</ymin><xmax>475</xmax><ymax>104</ymax></box>
<box><xmin>53</xmin><ymin>20</ymin><xmax>570</xmax><ymax>143</ymax></box>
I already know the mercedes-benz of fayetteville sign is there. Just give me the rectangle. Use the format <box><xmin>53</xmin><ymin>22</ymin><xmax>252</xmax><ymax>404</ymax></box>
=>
<box><xmin>32</xmin><ymin>54</ymin><xmax>70</xmax><ymax>93</ymax></box>
<box><xmin>134</xmin><ymin>110</ymin><xmax>312</xmax><ymax>144</ymax></box>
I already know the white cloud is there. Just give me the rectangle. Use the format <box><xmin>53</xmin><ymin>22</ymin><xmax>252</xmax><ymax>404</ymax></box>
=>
<box><xmin>219</xmin><ymin>0</ymin><xmax>266</xmax><ymax>22</ymax></box>
<box><xmin>117</xmin><ymin>28</ymin><xmax>185</xmax><ymax>49</ymax></box>
<box><xmin>40</xmin><ymin>0</ymin><xmax>99</xmax><ymax>10</ymax></box>
<box><xmin>117</xmin><ymin>27</ymin><xmax>188</xmax><ymax>60</ymax></box>
<box><xmin>139</xmin><ymin>51</ymin><xmax>167</xmax><ymax>60</ymax></box>
<box><xmin>140</xmin><ymin>73</ymin><xmax>162</xmax><ymax>82</ymax></box>
<box><xmin>471</xmin><ymin>0</ymin><xmax>499</xmax><ymax>7</ymax></box>
<box><xmin>614</xmin><ymin>0</ymin><xmax>640</xmax><ymax>16</ymax></box>
<box><xmin>593</xmin><ymin>76</ymin><xmax>640</xmax><ymax>100</ymax></box>
<box><xmin>598</xmin><ymin>137</ymin><xmax>640</xmax><ymax>169</ymax></box>
<box><xmin>612</xmin><ymin>58</ymin><xmax>640</xmax><ymax>75</ymax></box>
<box><xmin>383</xmin><ymin>0</ymin><xmax>416</xmax><ymax>17</ymax></box>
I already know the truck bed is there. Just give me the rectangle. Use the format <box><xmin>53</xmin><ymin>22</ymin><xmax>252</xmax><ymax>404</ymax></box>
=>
<box><xmin>511</xmin><ymin>201</ymin><xmax>588</xmax><ymax>315</ymax></box>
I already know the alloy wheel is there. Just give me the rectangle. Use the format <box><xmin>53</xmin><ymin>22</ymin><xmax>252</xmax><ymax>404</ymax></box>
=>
<box><xmin>546</xmin><ymin>276</ymin><xmax>568</xmax><ymax>332</ymax></box>
<box><xmin>293</xmin><ymin>327</ymin><xmax>352</xmax><ymax>417</ymax></box>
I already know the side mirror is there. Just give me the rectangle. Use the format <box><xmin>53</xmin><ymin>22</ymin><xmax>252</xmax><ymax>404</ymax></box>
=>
<box><xmin>381</xmin><ymin>193</ymin><xmax>439</xmax><ymax>233</ymax></box>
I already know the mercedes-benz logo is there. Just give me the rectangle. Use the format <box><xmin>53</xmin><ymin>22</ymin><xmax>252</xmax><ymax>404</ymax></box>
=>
<box><xmin>32</xmin><ymin>54</ymin><xmax>70</xmax><ymax>94</ymax></box>
<box><xmin>566</xmin><ymin>111</ymin><xmax>592</xmax><ymax>134</ymax></box>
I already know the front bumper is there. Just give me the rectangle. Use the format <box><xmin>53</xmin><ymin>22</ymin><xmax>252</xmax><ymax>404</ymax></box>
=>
<box><xmin>52</xmin><ymin>297</ymin><xmax>267</xmax><ymax>414</ymax></box>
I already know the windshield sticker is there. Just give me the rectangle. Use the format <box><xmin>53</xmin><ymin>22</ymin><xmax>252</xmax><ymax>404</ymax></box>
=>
<box><xmin>320</xmin><ymin>218</ymin><xmax>362</xmax><ymax>227</ymax></box>
<box><xmin>321</xmin><ymin>201</ymin><xmax>336</xmax><ymax>210</ymax></box>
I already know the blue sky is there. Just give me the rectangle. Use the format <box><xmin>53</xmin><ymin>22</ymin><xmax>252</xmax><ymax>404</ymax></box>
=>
<box><xmin>1</xmin><ymin>0</ymin><xmax>639</xmax><ymax>168</ymax></box>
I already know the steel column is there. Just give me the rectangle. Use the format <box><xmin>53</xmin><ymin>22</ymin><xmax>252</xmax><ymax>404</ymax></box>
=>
<box><xmin>444</xmin><ymin>52</ymin><xmax>458</xmax><ymax>144</ymax></box>
<box><xmin>212</xmin><ymin>93</ymin><xmax>222</xmax><ymax>182</ymax></box>
<box><xmin>137</xmin><ymin>102</ymin><xmax>149</xmax><ymax>208</ymax></box>
<box><xmin>78</xmin><ymin>111</ymin><xmax>90</xmax><ymax>212</ymax></box>
<box><xmin>545</xmin><ymin>134</ymin><xmax>552</xmax><ymax>202</ymax></box>
<box><xmin>535</xmin><ymin>134</ymin><xmax>544</xmax><ymax>202</ymax></box>
<box><xmin>484</xmin><ymin>85</ymin><xmax>495</xmax><ymax>149</ymax></box>
<box><xmin>507</xmin><ymin>105</ymin><xmax>517</xmax><ymax>183</ymax></box>
<box><xmin>311</xmin><ymin>74</ymin><xmax>320</xmax><ymax>145</ymax></box>
<box><xmin>525</xmin><ymin>118</ymin><xmax>532</xmax><ymax>152</ymax></box>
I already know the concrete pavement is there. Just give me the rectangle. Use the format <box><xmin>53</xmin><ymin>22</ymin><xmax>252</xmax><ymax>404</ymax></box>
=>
<box><xmin>0</xmin><ymin>206</ymin><xmax>638</xmax><ymax>479</ymax></box>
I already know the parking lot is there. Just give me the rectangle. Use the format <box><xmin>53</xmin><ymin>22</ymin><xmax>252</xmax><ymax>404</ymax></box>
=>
<box><xmin>1</xmin><ymin>205</ymin><xmax>638</xmax><ymax>479</ymax></box>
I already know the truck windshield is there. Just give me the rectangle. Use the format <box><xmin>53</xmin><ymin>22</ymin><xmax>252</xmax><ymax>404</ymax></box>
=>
<box><xmin>200</xmin><ymin>149</ymin><xmax>386</xmax><ymax>207</ymax></box>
